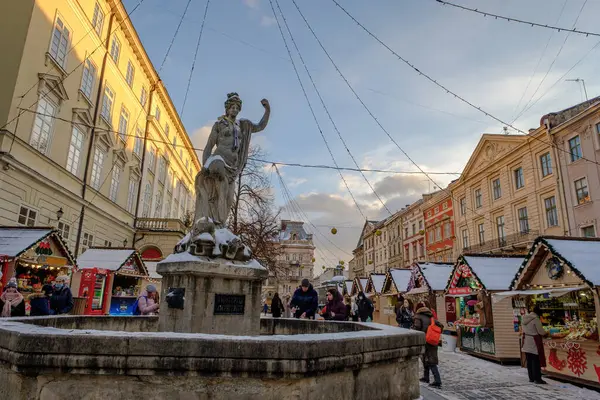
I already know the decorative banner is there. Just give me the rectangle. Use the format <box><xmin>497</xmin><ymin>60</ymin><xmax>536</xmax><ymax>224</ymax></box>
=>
<box><xmin>567</xmin><ymin>347</ymin><xmax>588</xmax><ymax>377</ymax></box>
<box><xmin>34</xmin><ymin>240</ymin><xmax>53</xmax><ymax>256</ymax></box>
<box><xmin>549</xmin><ymin>349</ymin><xmax>566</xmax><ymax>371</ymax></box>
<box><xmin>449</xmin><ymin>287</ymin><xmax>472</xmax><ymax>295</ymax></box>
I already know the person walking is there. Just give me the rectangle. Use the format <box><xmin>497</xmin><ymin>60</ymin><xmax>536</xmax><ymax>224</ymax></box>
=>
<box><xmin>270</xmin><ymin>293</ymin><xmax>284</xmax><ymax>318</ymax></box>
<box><xmin>413</xmin><ymin>302</ymin><xmax>442</xmax><ymax>388</ymax></box>
<box><xmin>0</xmin><ymin>279</ymin><xmax>25</xmax><ymax>317</ymax></box>
<box><xmin>321</xmin><ymin>289</ymin><xmax>347</xmax><ymax>321</ymax></box>
<box><xmin>522</xmin><ymin>306</ymin><xmax>548</xmax><ymax>384</ymax></box>
<box><xmin>356</xmin><ymin>292</ymin><xmax>374</xmax><ymax>322</ymax></box>
<box><xmin>50</xmin><ymin>275</ymin><xmax>74</xmax><ymax>315</ymax></box>
<box><xmin>290</xmin><ymin>279</ymin><xmax>318</xmax><ymax>319</ymax></box>
<box><xmin>396</xmin><ymin>296</ymin><xmax>414</xmax><ymax>329</ymax></box>
<box><xmin>263</xmin><ymin>302</ymin><xmax>269</xmax><ymax>316</ymax></box>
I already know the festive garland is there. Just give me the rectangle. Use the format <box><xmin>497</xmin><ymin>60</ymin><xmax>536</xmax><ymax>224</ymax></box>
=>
<box><xmin>509</xmin><ymin>237</ymin><xmax>594</xmax><ymax>290</ymax></box>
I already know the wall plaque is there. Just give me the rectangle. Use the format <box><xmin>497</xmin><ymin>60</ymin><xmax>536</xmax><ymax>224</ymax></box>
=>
<box><xmin>214</xmin><ymin>294</ymin><xmax>245</xmax><ymax>315</ymax></box>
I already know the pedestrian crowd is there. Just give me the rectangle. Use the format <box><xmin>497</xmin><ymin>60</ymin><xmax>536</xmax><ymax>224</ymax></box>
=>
<box><xmin>0</xmin><ymin>275</ymin><xmax>74</xmax><ymax>317</ymax></box>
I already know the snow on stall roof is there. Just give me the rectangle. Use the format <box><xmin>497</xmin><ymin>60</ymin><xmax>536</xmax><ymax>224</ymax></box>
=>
<box><xmin>390</xmin><ymin>269</ymin><xmax>412</xmax><ymax>293</ymax></box>
<box><xmin>144</xmin><ymin>262</ymin><xmax>161</xmax><ymax>279</ymax></box>
<box><xmin>359</xmin><ymin>278</ymin><xmax>368</xmax><ymax>291</ymax></box>
<box><xmin>0</xmin><ymin>228</ymin><xmax>53</xmax><ymax>257</ymax></box>
<box><xmin>77</xmin><ymin>249</ymin><xmax>136</xmax><ymax>271</ymax></box>
<box><xmin>464</xmin><ymin>256</ymin><xmax>525</xmax><ymax>290</ymax></box>
<box><xmin>370</xmin><ymin>274</ymin><xmax>386</xmax><ymax>293</ymax></box>
<box><xmin>418</xmin><ymin>263</ymin><xmax>453</xmax><ymax>291</ymax></box>
<box><xmin>545</xmin><ymin>238</ymin><xmax>600</xmax><ymax>285</ymax></box>
<box><xmin>330</xmin><ymin>275</ymin><xmax>346</xmax><ymax>282</ymax></box>
<box><xmin>345</xmin><ymin>280</ymin><xmax>353</xmax><ymax>294</ymax></box>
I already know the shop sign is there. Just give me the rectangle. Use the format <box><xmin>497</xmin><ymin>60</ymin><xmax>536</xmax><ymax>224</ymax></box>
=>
<box><xmin>214</xmin><ymin>294</ymin><xmax>245</xmax><ymax>315</ymax></box>
<box><xmin>448</xmin><ymin>287</ymin><xmax>471</xmax><ymax>295</ymax></box>
<box><xmin>37</xmin><ymin>255</ymin><xmax>67</xmax><ymax>267</ymax></box>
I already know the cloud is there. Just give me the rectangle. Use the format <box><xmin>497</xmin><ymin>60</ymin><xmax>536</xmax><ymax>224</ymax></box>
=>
<box><xmin>287</xmin><ymin>177</ymin><xmax>307</xmax><ymax>188</ymax></box>
<box><xmin>242</xmin><ymin>0</ymin><xmax>259</xmax><ymax>9</ymax></box>
<box><xmin>260</xmin><ymin>15</ymin><xmax>277</xmax><ymax>27</ymax></box>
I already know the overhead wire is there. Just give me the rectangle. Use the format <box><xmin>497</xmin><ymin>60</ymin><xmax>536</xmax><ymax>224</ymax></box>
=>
<box><xmin>432</xmin><ymin>0</ymin><xmax>600</xmax><ymax>38</ymax></box>
<box><xmin>66</xmin><ymin>0</ymin><xmax>195</xmax><ymax>230</ymax></box>
<box><xmin>0</xmin><ymin>0</ymin><xmax>147</xmax><ymax>135</ymax></box>
<box><xmin>181</xmin><ymin>0</ymin><xmax>211</xmax><ymax>116</ymax></box>
<box><xmin>272</xmin><ymin>0</ymin><xmax>392</xmax><ymax>216</ymax></box>
<box><xmin>329</xmin><ymin>0</ymin><xmax>600</xmax><ymax>179</ymax></box>
<box><xmin>511</xmin><ymin>0</ymin><xmax>568</xmax><ymax>120</ymax></box>
<box><xmin>274</xmin><ymin>168</ymin><xmax>339</xmax><ymax>268</ymax></box>
<box><xmin>512</xmin><ymin>0</ymin><xmax>588</xmax><ymax>123</ymax></box>
<box><xmin>274</xmin><ymin>164</ymin><xmax>353</xmax><ymax>259</ymax></box>
<box><xmin>292</xmin><ymin>0</ymin><xmax>521</xmax><ymax>237</ymax></box>
<box><xmin>267</xmin><ymin>0</ymin><xmax>367</xmax><ymax>220</ymax></box>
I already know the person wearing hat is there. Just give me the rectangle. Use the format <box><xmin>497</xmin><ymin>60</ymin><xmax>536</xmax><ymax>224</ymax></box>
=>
<box><xmin>29</xmin><ymin>284</ymin><xmax>54</xmax><ymax>316</ymax></box>
<box><xmin>0</xmin><ymin>278</ymin><xmax>25</xmax><ymax>317</ymax></box>
<box><xmin>50</xmin><ymin>275</ymin><xmax>74</xmax><ymax>315</ymax></box>
<box><xmin>290</xmin><ymin>278</ymin><xmax>318</xmax><ymax>319</ymax></box>
<box><xmin>135</xmin><ymin>284</ymin><xmax>159</xmax><ymax>315</ymax></box>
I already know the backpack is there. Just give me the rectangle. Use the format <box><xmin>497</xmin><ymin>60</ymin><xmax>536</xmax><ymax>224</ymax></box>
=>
<box><xmin>132</xmin><ymin>296</ymin><xmax>146</xmax><ymax>316</ymax></box>
<box><xmin>426</xmin><ymin>317</ymin><xmax>443</xmax><ymax>346</ymax></box>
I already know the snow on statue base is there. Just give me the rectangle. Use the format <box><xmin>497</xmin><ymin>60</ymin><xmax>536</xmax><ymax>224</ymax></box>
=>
<box><xmin>157</xmin><ymin>249</ymin><xmax>268</xmax><ymax>335</ymax></box>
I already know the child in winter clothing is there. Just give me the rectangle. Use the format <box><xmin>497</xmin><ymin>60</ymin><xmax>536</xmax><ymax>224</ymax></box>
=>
<box><xmin>29</xmin><ymin>284</ymin><xmax>54</xmax><ymax>316</ymax></box>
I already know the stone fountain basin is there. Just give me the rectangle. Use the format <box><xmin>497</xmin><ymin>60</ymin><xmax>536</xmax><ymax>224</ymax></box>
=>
<box><xmin>0</xmin><ymin>316</ymin><xmax>424</xmax><ymax>400</ymax></box>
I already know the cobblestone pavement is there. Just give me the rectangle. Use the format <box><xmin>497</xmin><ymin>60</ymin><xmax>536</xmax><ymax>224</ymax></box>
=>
<box><xmin>421</xmin><ymin>350</ymin><xmax>600</xmax><ymax>400</ymax></box>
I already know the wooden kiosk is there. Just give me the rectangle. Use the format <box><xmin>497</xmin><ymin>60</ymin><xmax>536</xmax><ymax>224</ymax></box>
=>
<box><xmin>365</xmin><ymin>273</ymin><xmax>386</xmax><ymax>324</ymax></box>
<box><xmin>507</xmin><ymin>237</ymin><xmax>600</xmax><ymax>387</ymax></box>
<box><xmin>380</xmin><ymin>268</ymin><xmax>412</xmax><ymax>326</ymax></box>
<box><xmin>405</xmin><ymin>262</ymin><xmax>454</xmax><ymax>325</ymax></box>
<box><xmin>446</xmin><ymin>254</ymin><xmax>525</xmax><ymax>363</ymax></box>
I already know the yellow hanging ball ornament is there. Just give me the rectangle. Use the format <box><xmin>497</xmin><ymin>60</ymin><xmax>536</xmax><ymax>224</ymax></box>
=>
<box><xmin>322</xmin><ymin>265</ymin><xmax>326</xmax><ymax>269</ymax></box>
<box><xmin>368</xmin><ymin>260</ymin><xmax>373</xmax><ymax>265</ymax></box>
<box><xmin>339</xmin><ymin>260</ymin><xmax>345</xmax><ymax>266</ymax></box>
<box><xmin>376</xmin><ymin>230</ymin><xmax>382</xmax><ymax>236</ymax></box>
<box><xmin>331</xmin><ymin>227</ymin><xmax>337</xmax><ymax>235</ymax></box>
<box><xmin>311</xmin><ymin>257</ymin><xmax>315</xmax><ymax>263</ymax></box>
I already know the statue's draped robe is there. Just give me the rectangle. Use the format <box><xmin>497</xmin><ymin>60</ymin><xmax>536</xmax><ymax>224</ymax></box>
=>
<box><xmin>194</xmin><ymin>116</ymin><xmax>267</xmax><ymax>226</ymax></box>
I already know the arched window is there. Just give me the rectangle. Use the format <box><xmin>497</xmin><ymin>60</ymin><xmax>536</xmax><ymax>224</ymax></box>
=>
<box><xmin>141</xmin><ymin>246</ymin><xmax>163</xmax><ymax>260</ymax></box>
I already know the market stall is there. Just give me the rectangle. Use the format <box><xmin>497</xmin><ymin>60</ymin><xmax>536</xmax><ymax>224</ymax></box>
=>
<box><xmin>446</xmin><ymin>254</ymin><xmax>525</xmax><ymax>363</ymax></box>
<box><xmin>365</xmin><ymin>273</ymin><xmax>386</xmax><ymax>323</ymax></box>
<box><xmin>73</xmin><ymin>248</ymin><xmax>148</xmax><ymax>315</ymax></box>
<box><xmin>343</xmin><ymin>280</ymin><xmax>353</xmax><ymax>297</ymax></box>
<box><xmin>380</xmin><ymin>268</ymin><xmax>412</xmax><ymax>326</ymax></box>
<box><xmin>505</xmin><ymin>236</ymin><xmax>600</xmax><ymax>387</ymax></box>
<box><xmin>0</xmin><ymin>227</ymin><xmax>76</xmax><ymax>299</ymax></box>
<box><xmin>350</xmin><ymin>277</ymin><xmax>369</xmax><ymax>296</ymax></box>
<box><xmin>406</xmin><ymin>262</ymin><xmax>453</xmax><ymax>325</ymax></box>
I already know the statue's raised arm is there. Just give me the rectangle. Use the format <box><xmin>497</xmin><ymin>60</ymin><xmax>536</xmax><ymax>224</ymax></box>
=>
<box><xmin>184</xmin><ymin>93</ymin><xmax>272</xmax><ymax>262</ymax></box>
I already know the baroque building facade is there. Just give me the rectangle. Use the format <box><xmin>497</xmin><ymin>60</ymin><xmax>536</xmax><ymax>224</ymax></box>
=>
<box><xmin>0</xmin><ymin>0</ymin><xmax>200</xmax><ymax>261</ymax></box>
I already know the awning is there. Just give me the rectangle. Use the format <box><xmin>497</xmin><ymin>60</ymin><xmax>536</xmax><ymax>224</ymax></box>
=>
<box><xmin>77</xmin><ymin>248</ymin><xmax>148</xmax><ymax>277</ymax></box>
<box><xmin>144</xmin><ymin>262</ymin><xmax>161</xmax><ymax>279</ymax></box>
<box><xmin>405</xmin><ymin>287</ymin><xmax>429</xmax><ymax>295</ymax></box>
<box><xmin>492</xmin><ymin>286</ymin><xmax>587</xmax><ymax>304</ymax></box>
<box><xmin>446</xmin><ymin>292</ymin><xmax>476</xmax><ymax>298</ymax></box>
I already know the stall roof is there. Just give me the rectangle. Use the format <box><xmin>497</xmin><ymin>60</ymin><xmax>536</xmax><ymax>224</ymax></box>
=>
<box><xmin>417</xmin><ymin>262</ymin><xmax>453</xmax><ymax>291</ymax></box>
<box><xmin>366</xmin><ymin>273</ymin><xmax>386</xmax><ymax>294</ymax></box>
<box><xmin>344</xmin><ymin>280</ymin><xmax>353</xmax><ymax>295</ymax></box>
<box><xmin>390</xmin><ymin>268</ymin><xmax>412</xmax><ymax>293</ymax></box>
<box><xmin>77</xmin><ymin>248</ymin><xmax>147</xmax><ymax>276</ymax></box>
<box><xmin>453</xmin><ymin>255</ymin><xmax>525</xmax><ymax>291</ymax></box>
<box><xmin>144</xmin><ymin>262</ymin><xmax>161</xmax><ymax>279</ymax></box>
<box><xmin>0</xmin><ymin>227</ymin><xmax>75</xmax><ymax>264</ymax></box>
<box><xmin>511</xmin><ymin>236</ymin><xmax>600</xmax><ymax>289</ymax></box>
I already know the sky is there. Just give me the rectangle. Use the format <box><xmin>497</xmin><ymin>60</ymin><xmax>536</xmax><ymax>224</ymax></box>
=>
<box><xmin>124</xmin><ymin>0</ymin><xmax>600</xmax><ymax>274</ymax></box>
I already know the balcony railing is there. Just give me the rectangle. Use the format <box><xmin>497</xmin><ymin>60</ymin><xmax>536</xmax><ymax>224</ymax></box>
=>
<box><xmin>135</xmin><ymin>218</ymin><xmax>187</xmax><ymax>233</ymax></box>
<box><xmin>464</xmin><ymin>230</ymin><xmax>539</xmax><ymax>254</ymax></box>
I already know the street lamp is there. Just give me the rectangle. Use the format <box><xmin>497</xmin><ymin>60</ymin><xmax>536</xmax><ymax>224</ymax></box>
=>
<box><xmin>566</xmin><ymin>78</ymin><xmax>588</xmax><ymax>101</ymax></box>
<box><xmin>123</xmin><ymin>238</ymin><xmax>128</xmax><ymax>247</ymax></box>
<box><xmin>56</xmin><ymin>208</ymin><xmax>64</xmax><ymax>221</ymax></box>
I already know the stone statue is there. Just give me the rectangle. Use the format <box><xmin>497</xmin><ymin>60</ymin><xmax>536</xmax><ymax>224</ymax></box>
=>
<box><xmin>175</xmin><ymin>93</ymin><xmax>270</xmax><ymax>261</ymax></box>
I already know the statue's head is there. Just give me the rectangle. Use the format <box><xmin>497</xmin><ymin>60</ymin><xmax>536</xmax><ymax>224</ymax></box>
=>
<box><xmin>224</xmin><ymin>92</ymin><xmax>242</xmax><ymax>119</ymax></box>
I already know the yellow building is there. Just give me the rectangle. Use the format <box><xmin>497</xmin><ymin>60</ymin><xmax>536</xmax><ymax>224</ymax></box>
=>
<box><xmin>0</xmin><ymin>0</ymin><xmax>200</xmax><ymax>260</ymax></box>
<box><xmin>451</xmin><ymin>132</ymin><xmax>564</xmax><ymax>256</ymax></box>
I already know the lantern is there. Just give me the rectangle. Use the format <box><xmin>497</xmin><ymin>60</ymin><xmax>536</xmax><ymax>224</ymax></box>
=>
<box><xmin>331</xmin><ymin>227</ymin><xmax>337</xmax><ymax>235</ymax></box>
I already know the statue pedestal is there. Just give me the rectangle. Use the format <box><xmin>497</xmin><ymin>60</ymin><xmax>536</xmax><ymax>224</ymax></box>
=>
<box><xmin>156</xmin><ymin>253</ymin><xmax>268</xmax><ymax>335</ymax></box>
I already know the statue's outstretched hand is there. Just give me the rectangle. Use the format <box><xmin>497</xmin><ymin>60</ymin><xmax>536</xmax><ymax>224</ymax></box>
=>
<box><xmin>261</xmin><ymin>98</ymin><xmax>270</xmax><ymax>110</ymax></box>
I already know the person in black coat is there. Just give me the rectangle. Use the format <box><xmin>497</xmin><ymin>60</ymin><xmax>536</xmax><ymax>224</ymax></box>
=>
<box><xmin>290</xmin><ymin>279</ymin><xmax>318</xmax><ymax>319</ymax></box>
<box><xmin>50</xmin><ymin>276</ymin><xmax>74</xmax><ymax>315</ymax></box>
<box><xmin>270</xmin><ymin>292</ymin><xmax>284</xmax><ymax>318</ymax></box>
<box><xmin>29</xmin><ymin>284</ymin><xmax>54</xmax><ymax>316</ymax></box>
<box><xmin>356</xmin><ymin>291</ymin><xmax>374</xmax><ymax>322</ymax></box>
